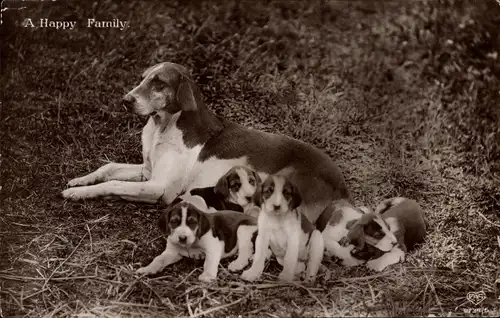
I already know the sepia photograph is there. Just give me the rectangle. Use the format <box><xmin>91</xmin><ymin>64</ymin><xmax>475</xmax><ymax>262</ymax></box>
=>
<box><xmin>1</xmin><ymin>0</ymin><xmax>499</xmax><ymax>316</ymax></box>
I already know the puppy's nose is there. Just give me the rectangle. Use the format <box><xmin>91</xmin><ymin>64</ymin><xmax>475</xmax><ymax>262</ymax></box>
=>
<box><xmin>245</xmin><ymin>196</ymin><xmax>252</xmax><ymax>202</ymax></box>
<box><xmin>273</xmin><ymin>204</ymin><xmax>280</xmax><ymax>211</ymax></box>
<box><xmin>122</xmin><ymin>94</ymin><xmax>135</xmax><ymax>109</ymax></box>
<box><xmin>178</xmin><ymin>235</ymin><xmax>187</xmax><ymax>244</ymax></box>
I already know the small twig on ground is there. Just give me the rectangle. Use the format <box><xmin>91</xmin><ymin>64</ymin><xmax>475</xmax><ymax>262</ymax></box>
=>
<box><xmin>476</xmin><ymin>209</ymin><xmax>500</xmax><ymax>228</ymax></box>
<box><xmin>190</xmin><ymin>293</ymin><xmax>251</xmax><ymax>318</ymax></box>
<box><xmin>175</xmin><ymin>268</ymin><xmax>200</xmax><ymax>288</ymax></box>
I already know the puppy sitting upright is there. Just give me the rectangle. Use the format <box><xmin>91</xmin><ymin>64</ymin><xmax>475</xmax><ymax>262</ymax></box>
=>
<box><xmin>241</xmin><ymin>175</ymin><xmax>324</xmax><ymax>282</ymax></box>
<box><xmin>136</xmin><ymin>196</ymin><xmax>258</xmax><ymax>282</ymax></box>
<box><xmin>172</xmin><ymin>165</ymin><xmax>261</xmax><ymax>214</ymax></box>
<box><xmin>345</xmin><ymin>197</ymin><xmax>428</xmax><ymax>272</ymax></box>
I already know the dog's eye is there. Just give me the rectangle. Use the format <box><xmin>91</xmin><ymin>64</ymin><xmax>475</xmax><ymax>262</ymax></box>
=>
<box><xmin>282</xmin><ymin>190</ymin><xmax>291</xmax><ymax>199</ymax></box>
<box><xmin>264</xmin><ymin>186</ymin><xmax>273</xmax><ymax>195</ymax></box>
<box><xmin>150</xmin><ymin>76</ymin><xmax>164</xmax><ymax>91</ymax></box>
<box><xmin>186</xmin><ymin>217</ymin><xmax>198</xmax><ymax>225</ymax></box>
<box><xmin>373</xmin><ymin>231</ymin><xmax>385</xmax><ymax>239</ymax></box>
<box><xmin>230</xmin><ymin>181</ymin><xmax>241</xmax><ymax>191</ymax></box>
<box><xmin>169</xmin><ymin>217</ymin><xmax>180</xmax><ymax>225</ymax></box>
<box><xmin>248</xmin><ymin>178</ymin><xmax>255</xmax><ymax>186</ymax></box>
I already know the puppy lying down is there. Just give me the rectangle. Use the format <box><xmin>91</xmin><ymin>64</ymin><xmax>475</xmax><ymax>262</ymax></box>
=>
<box><xmin>316</xmin><ymin>199</ymin><xmax>372</xmax><ymax>267</ymax></box>
<box><xmin>241</xmin><ymin>174</ymin><xmax>324</xmax><ymax>282</ymax></box>
<box><xmin>344</xmin><ymin>197</ymin><xmax>428</xmax><ymax>272</ymax></box>
<box><xmin>173</xmin><ymin>165</ymin><xmax>261</xmax><ymax>215</ymax></box>
<box><xmin>136</xmin><ymin>195</ymin><xmax>259</xmax><ymax>282</ymax></box>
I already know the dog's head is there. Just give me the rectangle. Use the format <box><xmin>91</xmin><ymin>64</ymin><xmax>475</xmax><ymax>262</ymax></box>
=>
<box><xmin>253</xmin><ymin>175</ymin><xmax>302</xmax><ymax>216</ymax></box>
<box><xmin>123</xmin><ymin>62</ymin><xmax>202</xmax><ymax>116</ymax></box>
<box><xmin>214</xmin><ymin>166</ymin><xmax>262</xmax><ymax>208</ymax></box>
<box><xmin>158</xmin><ymin>200</ymin><xmax>210</xmax><ymax>247</ymax></box>
<box><xmin>346</xmin><ymin>212</ymin><xmax>398</xmax><ymax>252</ymax></box>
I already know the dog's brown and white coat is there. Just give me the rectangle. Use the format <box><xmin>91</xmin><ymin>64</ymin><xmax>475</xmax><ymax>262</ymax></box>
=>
<box><xmin>315</xmin><ymin>199</ymin><xmax>372</xmax><ymax>267</ymax></box>
<box><xmin>136</xmin><ymin>196</ymin><xmax>258</xmax><ymax>281</ymax></box>
<box><xmin>171</xmin><ymin>165</ymin><xmax>261</xmax><ymax>213</ymax></box>
<box><xmin>241</xmin><ymin>175</ymin><xmax>324</xmax><ymax>282</ymax></box>
<box><xmin>62</xmin><ymin>62</ymin><xmax>350</xmax><ymax>225</ymax></box>
<box><xmin>345</xmin><ymin>197</ymin><xmax>427</xmax><ymax>272</ymax></box>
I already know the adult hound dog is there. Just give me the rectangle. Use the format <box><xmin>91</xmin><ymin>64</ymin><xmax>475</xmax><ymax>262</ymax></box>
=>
<box><xmin>62</xmin><ymin>62</ymin><xmax>350</xmax><ymax>223</ymax></box>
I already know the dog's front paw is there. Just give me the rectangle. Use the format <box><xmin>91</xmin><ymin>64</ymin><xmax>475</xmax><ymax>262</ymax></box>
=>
<box><xmin>198</xmin><ymin>272</ymin><xmax>216</xmax><ymax>282</ymax></box>
<box><xmin>228</xmin><ymin>260</ymin><xmax>248</xmax><ymax>272</ymax></box>
<box><xmin>62</xmin><ymin>187</ymin><xmax>88</xmax><ymax>200</ymax></box>
<box><xmin>241</xmin><ymin>269</ymin><xmax>261</xmax><ymax>282</ymax></box>
<box><xmin>278</xmin><ymin>271</ymin><xmax>294</xmax><ymax>282</ymax></box>
<box><xmin>67</xmin><ymin>176</ymin><xmax>94</xmax><ymax>187</ymax></box>
<box><xmin>366</xmin><ymin>259</ymin><xmax>388</xmax><ymax>272</ymax></box>
<box><xmin>136</xmin><ymin>265</ymin><xmax>159</xmax><ymax>275</ymax></box>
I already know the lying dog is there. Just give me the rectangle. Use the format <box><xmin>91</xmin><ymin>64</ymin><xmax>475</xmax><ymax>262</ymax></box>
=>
<box><xmin>241</xmin><ymin>175</ymin><xmax>324</xmax><ymax>282</ymax></box>
<box><xmin>62</xmin><ymin>62</ymin><xmax>350</xmax><ymax>225</ymax></box>
<box><xmin>315</xmin><ymin>199</ymin><xmax>372</xmax><ymax>267</ymax></box>
<box><xmin>170</xmin><ymin>165</ymin><xmax>261</xmax><ymax>213</ymax></box>
<box><xmin>136</xmin><ymin>196</ymin><xmax>258</xmax><ymax>282</ymax></box>
<box><xmin>345</xmin><ymin>197</ymin><xmax>427</xmax><ymax>272</ymax></box>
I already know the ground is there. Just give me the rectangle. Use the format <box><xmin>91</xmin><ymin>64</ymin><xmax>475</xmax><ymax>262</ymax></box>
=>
<box><xmin>1</xmin><ymin>0</ymin><xmax>500</xmax><ymax>317</ymax></box>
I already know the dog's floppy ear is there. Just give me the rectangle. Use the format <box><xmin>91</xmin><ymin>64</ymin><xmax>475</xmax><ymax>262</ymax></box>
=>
<box><xmin>214</xmin><ymin>171</ymin><xmax>230</xmax><ymax>198</ymax></box>
<box><xmin>158</xmin><ymin>205</ymin><xmax>175</xmax><ymax>236</ymax></box>
<box><xmin>252</xmin><ymin>170</ymin><xmax>262</xmax><ymax>186</ymax></box>
<box><xmin>176</xmin><ymin>78</ymin><xmax>201</xmax><ymax>112</ymax></box>
<box><xmin>252</xmin><ymin>183</ymin><xmax>263</xmax><ymax>207</ymax></box>
<box><xmin>289</xmin><ymin>182</ymin><xmax>302</xmax><ymax>210</ymax></box>
<box><xmin>346</xmin><ymin>214</ymin><xmax>376</xmax><ymax>250</ymax></box>
<box><xmin>196</xmin><ymin>208</ymin><xmax>211</xmax><ymax>239</ymax></box>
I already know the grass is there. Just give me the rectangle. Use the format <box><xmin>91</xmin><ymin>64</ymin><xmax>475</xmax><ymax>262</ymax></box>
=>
<box><xmin>1</xmin><ymin>0</ymin><xmax>500</xmax><ymax>316</ymax></box>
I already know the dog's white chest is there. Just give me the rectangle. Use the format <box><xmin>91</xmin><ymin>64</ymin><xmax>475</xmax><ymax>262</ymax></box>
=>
<box><xmin>269</xmin><ymin>227</ymin><xmax>288</xmax><ymax>256</ymax></box>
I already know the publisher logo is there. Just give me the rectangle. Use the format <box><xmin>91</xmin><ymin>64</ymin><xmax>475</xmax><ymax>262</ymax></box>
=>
<box><xmin>466</xmin><ymin>291</ymin><xmax>486</xmax><ymax>306</ymax></box>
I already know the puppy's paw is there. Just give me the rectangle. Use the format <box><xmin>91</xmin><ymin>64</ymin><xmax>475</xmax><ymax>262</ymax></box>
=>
<box><xmin>198</xmin><ymin>272</ymin><xmax>216</xmax><ymax>282</ymax></box>
<box><xmin>278</xmin><ymin>271</ymin><xmax>294</xmax><ymax>282</ymax></box>
<box><xmin>228</xmin><ymin>260</ymin><xmax>248</xmax><ymax>272</ymax></box>
<box><xmin>366</xmin><ymin>259</ymin><xmax>388</xmax><ymax>272</ymax></box>
<box><xmin>303</xmin><ymin>274</ymin><xmax>317</xmax><ymax>284</ymax></box>
<box><xmin>136</xmin><ymin>265</ymin><xmax>158</xmax><ymax>275</ymax></box>
<box><xmin>341</xmin><ymin>257</ymin><xmax>365</xmax><ymax>267</ymax></box>
<box><xmin>241</xmin><ymin>269</ymin><xmax>260</xmax><ymax>282</ymax></box>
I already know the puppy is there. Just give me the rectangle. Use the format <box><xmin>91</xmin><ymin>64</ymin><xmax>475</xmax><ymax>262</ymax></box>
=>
<box><xmin>240</xmin><ymin>175</ymin><xmax>324</xmax><ymax>282</ymax></box>
<box><xmin>315</xmin><ymin>199</ymin><xmax>372</xmax><ymax>267</ymax></box>
<box><xmin>136</xmin><ymin>196</ymin><xmax>258</xmax><ymax>282</ymax></box>
<box><xmin>169</xmin><ymin>165</ymin><xmax>261</xmax><ymax>214</ymax></box>
<box><xmin>345</xmin><ymin>197</ymin><xmax>427</xmax><ymax>272</ymax></box>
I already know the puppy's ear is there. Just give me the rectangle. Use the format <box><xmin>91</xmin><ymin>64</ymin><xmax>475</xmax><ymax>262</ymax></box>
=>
<box><xmin>290</xmin><ymin>183</ymin><xmax>302</xmax><ymax>210</ymax></box>
<box><xmin>252</xmin><ymin>184</ymin><xmax>263</xmax><ymax>207</ymax></box>
<box><xmin>196</xmin><ymin>209</ymin><xmax>211</xmax><ymax>239</ymax></box>
<box><xmin>158</xmin><ymin>206</ymin><xmax>173</xmax><ymax>236</ymax></box>
<box><xmin>176</xmin><ymin>79</ymin><xmax>200</xmax><ymax>112</ymax></box>
<box><xmin>252</xmin><ymin>170</ymin><xmax>262</xmax><ymax>186</ymax></box>
<box><xmin>214</xmin><ymin>172</ymin><xmax>230</xmax><ymax>198</ymax></box>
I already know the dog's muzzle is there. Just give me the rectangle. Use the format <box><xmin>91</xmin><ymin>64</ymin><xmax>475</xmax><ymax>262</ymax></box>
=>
<box><xmin>122</xmin><ymin>94</ymin><xmax>135</xmax><ymax>110</ymax></box>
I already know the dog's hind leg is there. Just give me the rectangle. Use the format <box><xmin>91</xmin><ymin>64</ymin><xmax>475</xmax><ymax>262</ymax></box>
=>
<box><xmin>228</xmin><ymin>225</ymin><xmax>257</xmax><ymax>272</ymax></box>
<box><xmin>67</xmin><ymin>163</ymin><xmax>147</xmax><ymax>187</ymax></box>
<box><xmin>304</xmin><ymin>230</ymin><xmax>324</xmax><ymax>282</ymax></box>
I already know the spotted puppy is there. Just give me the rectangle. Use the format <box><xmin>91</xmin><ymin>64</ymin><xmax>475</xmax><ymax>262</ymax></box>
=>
<box><xmin>170</xmin><ymin>165</ymin><xmax>260</xmax><ymax>213</ymax></box>
<box><xmin>241</xmin><ymin>175</ymin><xmax>324</xmax><ymax>282</ymax></box>
<box><xmin>136</xmin><ymin>196</ymin><xmax>258</xmax><ymax>282</ymax></box>
<box><xmin>345</xmin><ymin>197</ymin><xmax>427</xmax><ymax>272</ymax></box>
<box><xmin>315</xmin><ymin>199</ymin><xmax>373</xmax><ymax>267</ymax></box>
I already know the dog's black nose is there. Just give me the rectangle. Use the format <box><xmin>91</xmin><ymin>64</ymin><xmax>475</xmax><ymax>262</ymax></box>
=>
<box><xmin>178</xmin><ymin>235</ymin><xmax>187</xmax><ymax>243</ymax></box>
<box><xmin>122</xmin><ymin>94</ymin><xmax>135</xmax><ymax>109</ymax></box>
<box><xmin>273</xmin><ymin>204</ymin><xmax>280</xmax><ymax>211</ymax></box>
<box><xmin>245</xmin><ymin>196</ymin><xmax>252</xmax><ymax>202</ymax></box>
